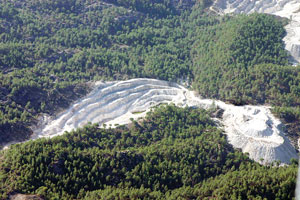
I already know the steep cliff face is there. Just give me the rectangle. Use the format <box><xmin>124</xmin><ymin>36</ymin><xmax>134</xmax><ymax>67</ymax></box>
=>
<box><xmin>31</xmin><ymin>78</ymin><xmax>298</xmax><ymax>165</ymax></box>
<box><xmin>212</xmin><ymin>0</ymin><xmax>300</xmax><ymax>64</ymax></box>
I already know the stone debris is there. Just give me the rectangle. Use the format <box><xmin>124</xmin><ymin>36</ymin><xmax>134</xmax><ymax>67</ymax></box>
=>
<box><xmin>32</xmin><ymin>78</ymin><xmax>298</xmax><ymax>165</ymax></box>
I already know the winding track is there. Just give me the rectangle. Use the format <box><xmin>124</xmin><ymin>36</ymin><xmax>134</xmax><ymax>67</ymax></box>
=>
<box><xmin>33</xmin><ymin>78</ymin><xmax>298</xmax><ymax>165</ymax></box>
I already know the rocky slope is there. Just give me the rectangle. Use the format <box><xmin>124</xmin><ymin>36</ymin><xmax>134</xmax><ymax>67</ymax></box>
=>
<box><xmin>31</xmin><ymin>78</ymin><xmax>298</xmax><ymax>165</ymax></box>
<box><xmin>212</xmin><ymin>0</ymin><xmax>300</xmax><ymax>64</ymax></box>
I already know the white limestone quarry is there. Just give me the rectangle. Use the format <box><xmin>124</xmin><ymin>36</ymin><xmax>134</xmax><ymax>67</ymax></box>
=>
<box><xmin>32</xmin><ymin>78</ymin><xmax>298</xmax><ymax>165</ymax></box>
<box><xmin>212</xmin><ymin>0</ymin><xmax>300</xmax><ymax>64</ymax></box>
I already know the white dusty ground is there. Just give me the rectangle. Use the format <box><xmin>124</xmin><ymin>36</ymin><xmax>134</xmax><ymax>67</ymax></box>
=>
<box><xmin>212</xmin><ymin>0</ymin><xmax>300</xmax><ymax>64</ymax></box>
<box><xmin>32</xmin><ymin>78</ymin><xmax>297</xmax><ymax>165</ymax></box>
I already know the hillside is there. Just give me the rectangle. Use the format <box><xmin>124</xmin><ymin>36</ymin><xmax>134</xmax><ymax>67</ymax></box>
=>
<box><xmin>1</xmin><ymin>0</ymin><xmax>300</xmax><ymax>147</ymax></box>
<box><xmin>212</xmin><ymin>0</ymin><xmax>300</xmax><ymax>63</ymax></box>
<box><xmin>0</xmin><ymin>0</ymin><xmax>300</xmax><ymax>199</ymax></box>
<box><xmin>0</xmin><ymin>105</ymin><xmax>297</xmax><ymax>199</ymax></box>
<box><xmin>30</xmin><ymin>78</ymin><xmax>297</xmax><ymax>165</ymax></box>
<box><xmin>191</xmin><ymin>14</ymin><xmax>300</xmax><ymax>146</ymax></box>
<box><xmin>0</xmin><ymin>0</ymin><xmax>200</xmax><ymax>145</ymax></box>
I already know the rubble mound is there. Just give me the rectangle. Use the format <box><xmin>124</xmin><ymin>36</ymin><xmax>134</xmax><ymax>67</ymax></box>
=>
<box><xmin>33</xmin><ymin>79</ymin><xmax>298</xmax><ymax>165</ymax></box>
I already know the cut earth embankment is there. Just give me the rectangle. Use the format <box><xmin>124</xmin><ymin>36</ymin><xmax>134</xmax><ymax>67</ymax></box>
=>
<box><xmin>31</xmin><ymin>78</ymin><xmax>298</xmax><ymax>165</ymax></box>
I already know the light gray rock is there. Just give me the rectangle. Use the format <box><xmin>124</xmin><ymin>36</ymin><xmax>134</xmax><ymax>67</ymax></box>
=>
<box><xmin>32</xmin><ymin>78</ymin><xmax>298</xmax><ymax>165</ymax></box>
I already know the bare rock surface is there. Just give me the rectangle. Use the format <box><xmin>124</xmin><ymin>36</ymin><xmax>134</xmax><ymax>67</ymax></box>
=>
<box><xmin>9</xmin><ymin>194</ymin><xmax>43</xmax><ymax>200</ymax></box>
<box><xmin>32</xmin><ymin>78</ymin><xmax>298</xmax><ymax>165</ymax></box>
<box><xmin>212</xmin><ymin>0</ymin><xmax>300</xmax><ymax>64</ymax></box>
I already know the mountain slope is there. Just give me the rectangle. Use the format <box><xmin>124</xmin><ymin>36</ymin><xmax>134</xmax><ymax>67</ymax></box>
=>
<box><xmin>0</xmin><ymin>0</ymin><xmax>201</xmax><ymax>145</ymax></box>
<box><xmin>0</xmin><ymin>105</ymin><xmax>297</xmax><ymax>199</ymax></box>
<box><xmin>212</xmin><ymin>0</ymin><xmax>300</xmax><ymax>63</ymax></box>
<box><xmin>30</xmin><ymin>78</ymin><xmax>297</xmax><ymax>165</ymax></box>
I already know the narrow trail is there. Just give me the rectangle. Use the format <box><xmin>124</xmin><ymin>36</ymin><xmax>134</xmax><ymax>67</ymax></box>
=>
<box><xmin>31</xmin><ymin>78</ymin><xmax>297</xmax><ymax>165</ymax></box>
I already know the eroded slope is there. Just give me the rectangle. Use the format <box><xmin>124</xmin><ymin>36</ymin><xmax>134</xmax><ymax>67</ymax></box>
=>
<box><xmin>33</xmin><ymin>78</ymin><xmax>298</xmax><ymax>164</ymax></box>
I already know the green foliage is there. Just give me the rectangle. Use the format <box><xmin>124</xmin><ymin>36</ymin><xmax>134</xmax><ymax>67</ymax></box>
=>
<box><xmin>273</xmin><ymin>106</ymin><xmax>300</xmax><ymax>123</ymax></box>
<box><xmin>189</xmin><ymin>13</ymin><xmax>300</xmax><ymax>142</ymax></box>
<box><xmin>192</xmin><ymin>13</ymin><xmax>291</xmax><ymax>103</ymax></box>
<box><xmin>84</xmin><ymin>186</ymin><xmax>163</xmax><ymax>200</ymax></box>
<box><xmin>229</xmin><ymin>14</ymin><xmax>288</xmax><ymax>67</ymax></box>
<box><xmin>166</xmin><ymin>162</ymin><xmax>297</xmax><ymax>200</ymax></box>
<box><xmin>0</xmin><ymin>2</ymin><xmax>299</xmax><ymax>198</ymax></box>
<box><xmin>0</xmin><ymin>105</ymin><xmax>256</xmax><ymax>199</ymax></box>
<box><xmin>1</xmin><ymin>105</ymin><xmax>295</xmax><ymax>200</ymax></box>
<box><xmin>0</xmin><ymin>0</ymin><xmax>208</xmax><ymax>143</ymax></box>
<box><xmin>102</xmin><ymin>0</ymin><xmax>178</xmax><ymax>17</ymax></box>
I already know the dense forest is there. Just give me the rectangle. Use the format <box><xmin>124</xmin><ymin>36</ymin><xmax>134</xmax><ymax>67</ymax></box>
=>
<box><xmin>0</xmin><ymin>105</ymin><xmax>297</xmax><ymax>199</ymax></box>
<box><xmin>0</xmin><ymin>0</ymin><xmax>300</xmax><ymax>199</ymax></box>
<box><xmin>1</xmin><ymin>0</ymin><xmax>300</xmax><ymax>145</ymax></box>
<box><xmin>0</xmin><ymin>0</ymin><xmax>200</xmax><ymax>144</ymax></box>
